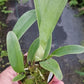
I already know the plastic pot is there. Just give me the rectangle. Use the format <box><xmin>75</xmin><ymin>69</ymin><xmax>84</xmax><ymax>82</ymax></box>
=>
<box><xmin>19</xmin><ymin>54</ymin><xmax>64</xmax><ymax>84</ymax></box>
<box><xmin>48</xmin><ymin>75</ymin><xmax>64</xmax><ymax>84</ymax></box>
<box><xmin>49</xmin><ymin>75</ymin><xmax>59</xmax><ymax>84</ymax></box>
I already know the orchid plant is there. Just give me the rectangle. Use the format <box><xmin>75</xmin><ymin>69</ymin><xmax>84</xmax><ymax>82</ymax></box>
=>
<box><xmin>6</xmin><ymin>0</ymin><xmax>84</xmax><ymax>83</ymax></box>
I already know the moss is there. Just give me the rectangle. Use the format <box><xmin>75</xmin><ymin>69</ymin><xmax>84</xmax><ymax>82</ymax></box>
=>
<box><xmin>22</xmin><ymin>67</ymin><xmax>49</xmax><ymax>84</ymax></box>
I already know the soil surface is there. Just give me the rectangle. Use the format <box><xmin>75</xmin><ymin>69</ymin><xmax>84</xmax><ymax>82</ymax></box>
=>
<box><xmin>0</xmin><ymin>2</ymin><xmax>10</xmax><ymax>72</ymax></box>
<box><xmin>0</xmin><ymin>0</ymin><xmax>84</xmax><ymax>84</ymax></box>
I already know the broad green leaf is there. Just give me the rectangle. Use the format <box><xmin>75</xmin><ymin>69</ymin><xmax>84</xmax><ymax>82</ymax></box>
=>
<box><xmin>34</xmin><ymin>0</ymin><xmax>67</xmax><ymax>49</ymax></box>
<box><xmin>51</xmin><ymin>45</ymin><xmax>84</xmax><ymax>57</ymax></box>
<box><xmin>35</xmin><ymin>45</ymin><xmax>44</xmax><ymax>61</ymax></box>
<box><xmin>35</xmin><ymin>36</ymin><xmax>52</xmax><ymax>61</ymax></box>
<box><xmin>13</xmin><ymin>74</ymin><xmax>25</xmax><ymax>81</ymax></box>
<box><xmin>7</xmin><ymin>31</ymin><xmax>24</xmax><ymax>73</ymax></box>
<box><xmin>13</xmin><ymin>10</ymin><xmax>36</xmax><ymax>39</ymax></box>
<box><xmin>27</xmin><ymin>38</ymin><xmax>39</xmax><ymax>62</ymax></box>
<box><xmin>42</xmin><ymin>35</ymin><xmax>52</xmax><ymax>59</ymax></box>
<box><xmin>40</xmin><ymin>58</ymin><xmax>63</xmax><ymax>80</ymax></box>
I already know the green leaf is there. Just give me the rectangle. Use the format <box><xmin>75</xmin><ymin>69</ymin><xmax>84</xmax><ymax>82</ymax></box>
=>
<box><xmin>34</xmin><ymin>0</ymin><xmax>67</xmax><ymax>49</ymax></box>
<box><xmin>7</xmin><ymin>31</ymin><xmax>24</xmax><ymax>73</ymax></box>
<box><xmin>1</xmin><ymin>50</ymin><xmax>8</xmax><ymax>57</ymax></box>
<box><xmin>35</xmin><ymin>45</ymin><xmax>44</xmax><ymax>61</ymax></box>
<box><xmin>35</xmin><ymin>36</ymin><xmax>52</xmax><ymax>61</ymax></box>
<box><xmin>76</xmin><ymin>71</ymin><xmax>84</xmax><ymax>76</ymax></box>
<box><xmin>51</xmin><ymin>45</ymin><xmax>84</xmax><ymax>57</ymax></box>
<box><xmin>13</xmin><ymin>74</ymin><xmax>25</xmax><ymax>81</ymax></box>
<box><xmin>40</xmin><ymin>58</ymin><xmax>63</xmax><ymax>80</ymax></box>
<box><xmin>27</xmin><ymin>38</ymin><xmax>39</xmax><ymax>62</ymax></box>
<box><xmin>69</xmin><ymin>0</ymin><xmax>78</xmax><ymax>6</ymax></box>
<box><xmin>13</xmin><ymin>10</ymin><xmax>36</xmax><ymax>39</ymax></box>
<box><xmin>42</xmin><ymin>35</ymin><xmax>52</xmax><ymax>59</ymax></box>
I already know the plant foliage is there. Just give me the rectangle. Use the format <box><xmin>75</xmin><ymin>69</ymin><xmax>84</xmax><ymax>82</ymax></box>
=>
<box><xmin>69</xmin><ymin>0</ymin><xmax>84</xmax><ymax>15</ymax></box>
<box><xmin>0</xmin><ymin>0</ymin><xmax>12</xmax><ymax>14</ymax></box>
<box><xmin>7</xmin><ymin>31</ymin><xmax>24</xmax><ymax>73</ymax></box>
<box><xmin>13</xmin><ymin>10</ymin><xmax>36</xmax><ymax>39</ymax></box>
<box><xmin>6</xmin><ymin>0</ymin><xmax>84</xmax><ymax>83</ymax></box>
<box><xmin>50</xmin><ymin>45</ymin><xmax>84</xmax><ymax>57</ymax></box>
<box><xmin>40</xmin><ymin>58</ymin><xmax>63</xmax><ymax>80</ymax></box>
